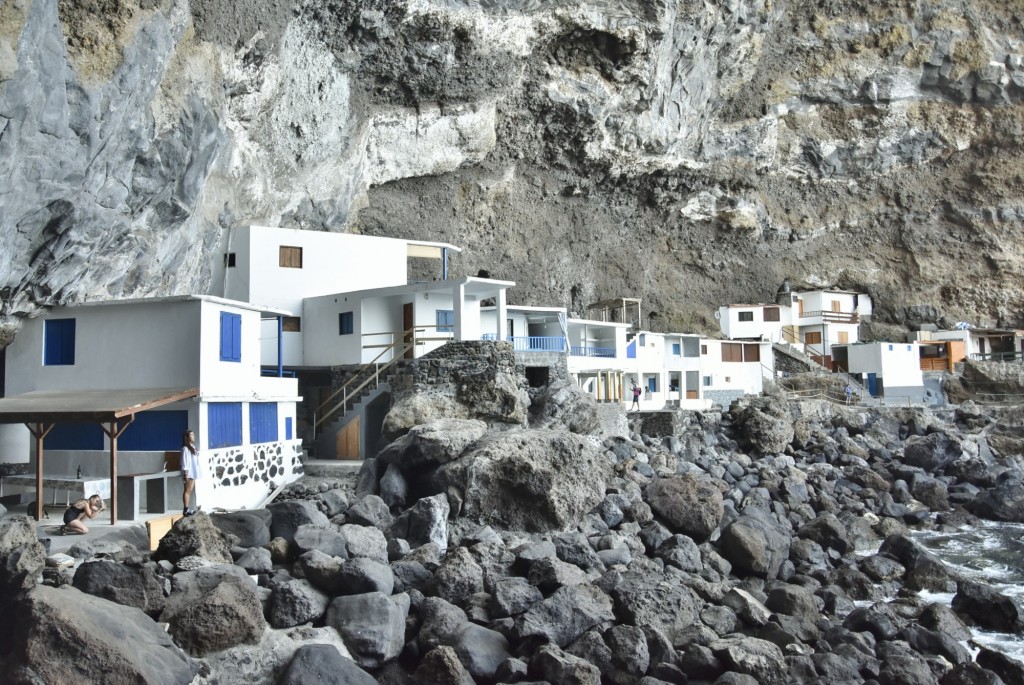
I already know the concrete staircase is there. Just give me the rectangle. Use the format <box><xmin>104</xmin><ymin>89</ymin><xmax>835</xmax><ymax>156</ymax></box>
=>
<box><xmin>772</xmin><ymin>342</ymin><xmax>826</xmax><ymax>373</ymax></box>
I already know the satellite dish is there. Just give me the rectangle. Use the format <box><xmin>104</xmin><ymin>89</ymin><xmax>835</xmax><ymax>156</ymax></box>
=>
<box><xmin>713</xmin><ymin>311</ymin><xmax>721</xmax><ymax>320</ymax></box>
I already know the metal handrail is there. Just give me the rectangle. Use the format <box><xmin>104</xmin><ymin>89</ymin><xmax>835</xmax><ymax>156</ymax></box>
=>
<box><xmin>312</xmin><ymin>327</ymin><xmax>418</xmax><ymax>434</ymax></box>
<box><xmin>797</xmin><ymin>310</ymin><xmax>859</xmax><ymax>323</ymax></box>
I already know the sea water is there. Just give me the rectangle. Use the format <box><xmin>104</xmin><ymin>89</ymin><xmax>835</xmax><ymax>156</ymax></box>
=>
<box><xmin>911</xmin><ymin>520</ymin><xmax>1024</xmax><ymax>660</ymax></box>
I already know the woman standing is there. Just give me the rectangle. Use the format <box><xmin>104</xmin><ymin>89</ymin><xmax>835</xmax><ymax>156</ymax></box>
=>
<box><xmin>181</xmin><ymin>429</ymin><xmax>202</xmax><ymax>516</ymax></box>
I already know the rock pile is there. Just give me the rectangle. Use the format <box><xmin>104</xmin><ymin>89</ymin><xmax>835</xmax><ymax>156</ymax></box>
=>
<box><xmin>3</xmin><ymin>393</ymin><xmax>1024</xmax><ymax>683</ymax></box>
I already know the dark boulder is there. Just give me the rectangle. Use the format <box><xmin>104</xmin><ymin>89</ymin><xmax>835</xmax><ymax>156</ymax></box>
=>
<box><xmin>324</xmin><ymin>592</ymin><xmax>410</xmax><ymax>669</ymax></box>
<box><xmin>266</xmin><ymin>501</ymin><xmax>330</xmax><ymax>544</ymax></box>
<box><xmin>72</xmin><ymin>560</ymin><xmax>166</xmax><ymax>616</ymax></box>
<box><xmin>968</xmin><ymin>477</ymin><xmax>1024</xmax><ymax>523</ymax></box>
<box><xmin>153</xmin><ymin>512</ymin><xmax>232</xmax><ymax>565</ymax></box>
<box><xmin>276</xmin><ymin>644</ymin><xmax>376</xmax><ymax>685</ymax></box>
<box><xmin>952</xmin><ymin>580</ymin><xmax>1024</xmax><ymax>633</ymax></box>
<box><xmin>513</xmin><ymin>584</ymin><xmax>615</xmax><ymax>647</ymax></box>
<box><xmin>718</xmin><ymin>509</ymin><xmax>791</xmax><ymax>579</ymax></box>
<box><xmin>161</xmin><ymin>565</ymin><xmax>265</xmax><ymax>655</ymax></box>
<box><xmin>4</xmin><ymin>585</ymin><xmax>196</xmax><ymax>685</ymax></box>
<box><xmin>645</xmin><ymin>474</ymin><xmax>724</xmax><ymax>542</ymax></box>
<box><xmin>210</xmin><ymin>511</ymin><xmax>271</xmax><ymax>548</ymax></box>
<box><xmin>390</xmin><ymin>494</ymin><xmax>450</xmax><ymax>553</ymax></box>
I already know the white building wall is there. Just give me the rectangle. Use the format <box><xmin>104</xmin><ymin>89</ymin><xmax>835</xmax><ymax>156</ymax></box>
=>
<box><xmin>720</xmin><ymin>306</ymin><xmax>791</xmax><ymax>341</ymax></box>
<box><xmin>231</xmin><ymin>226</ymin><xmax>409</xmax><ymax>312</ymax></box>
<box><xmin>198</xmin><ymin>301</ymin><xmax>278</xmax><ymax>397</ymax></box>
<box><xmin>880</xmin><ymin>343</ymin><xmax>924</xmax><ymax>388</ymax></box>
<box><xmin>6</xmin><ymin>300</ymin><xmax>202</xmax><ymax>396</ymax></box>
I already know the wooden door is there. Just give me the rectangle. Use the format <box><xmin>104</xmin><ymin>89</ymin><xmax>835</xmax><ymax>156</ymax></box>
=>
<box><xmin>336</xmin><ymin>416</ymin><xmax>360</xmax><ymax>460</ymax></box>
<box><xmin>403</xmin><ymin>303</ymin><xmax>414</xmax><ymax>359</ymax></box>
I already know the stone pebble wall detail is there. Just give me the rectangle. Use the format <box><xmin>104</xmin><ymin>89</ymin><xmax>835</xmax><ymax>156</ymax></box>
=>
<box><xmin>207</xmin><ymin>441</ymin><xmax>304</xmax><ymax>490</ymax></box>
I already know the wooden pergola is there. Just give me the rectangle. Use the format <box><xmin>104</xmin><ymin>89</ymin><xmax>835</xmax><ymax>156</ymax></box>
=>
<box><xmin>0</xmin><ymin>387</ymin><xmax>198</xmax><ymax>524</ymax></box>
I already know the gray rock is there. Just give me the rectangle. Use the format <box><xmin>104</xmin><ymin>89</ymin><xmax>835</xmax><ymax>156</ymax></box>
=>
<box><xmin>325</xmin><ymin>592</ymin><xmax>410</xmax><ymax>669</ymax></box>
<box><xmin>377</xmin><ymin>419</ymin><xmax>488</xmax><ymax>468</ymax></box>
<box><xmin>339</xmin><ymin>524</ymin><xmax>389</xmax><ymax>563</ymax></box>
<box><xmin>903</xmin><ymin>431</ymin><xmax>963</xmax><ymax>472</ymax></box>
<box><xmin>161</xmin><ymin>567</ymin><xmax>265</xmax><ymax>655</ymax></box>
<box><xmin>153</xmin><ymin>512</ymin><xmax>233</xmax><ymax>565</ymax></box>
<box><xmin>710</xmin><ymin>636</ymin><xmax>788</xmax><ymax>685</ymax></box>
<box><xmin>392</xmin><ymin>560</ymin><xmax>433</xmax><ymax>594</ymax></box>
<box><xmin>879</xmin><ymin>534</ymin><xmax>957</xmax><ymax>592</ymax></box>
<box><xmin>969</xmin><ymin>478</ymin><xmax>1024</xmax><ymax>523</ymax></box>
<box><xmin>0</xmin><ymin>517</ymin><xmax>48</xmax><ymax>598</ymax></box>
<box><xmin>797</xmin><ymin>513</ymin><xmax>850</xmax><ymax>554</ymax></box>
<box><xmin>952</xmin><ymin>579</ymin><xmax>1024</xmax><ymax>633</ymax></box>
<box><xmin>379</xmin><ymin>463</ymin><xmax>409</xmax><ymax>509</ymax></box>
<box><xmin>534</xmin><ymin>643</ymin><xmax>601</xmax><ymax>685</ymax></box>
<box><xmin>269</xmin><ymin>575</ymin><xmax>330</xmax><ymax>628</ymax></box>
<box><xmin>210</xmin><ymin>512</ymin><xmax>271</xmax><ymax>548</ymax></box>
<box><xmin>267</xmin><ymin>501</ymin><xmax>331</xmax><ymax>544</ymax></box>
<box><xmin>276</xmin><ymin>644</ymin><xmax>376</xmax><ymax>685</ymax></box>
<box><xmin>293</xmin><ymin>524</ymin><xmax>350</xmax><ymax>559</ymax></box>
<box><xmin>337</xmin><ymin>557</ymin><xmax>395</xmax><ymax>595</ymax></box>
<box><xmin>296</xmin><ymin>549</ymin><xmax>346</xmax><ymax>594</ymax></box>
<box><xmin>72</xmin><ymin>559</ymin><xmax>166</xmax><ymax>616</ymax></box>
<box><xmin>606</xmin><ymin>624</ymin><xmax>650</xmax><ymax>675</ymax></box>
<box><xmin>656</xmin><ymin>534</ymin><xmax>702</xmax><ymax>572</ymax></box>
<box><xmin>412</xmin><ymin>645</ymin><xmax>475</xmax><ymax>685</ymax></box>
<box><xmin>321</xmin><ymin>490</ymin><xmax>350</xmax><ymax>518</ymax></box>
<box><xmin>6</xmin><ymin>585</ymin><xmax>196</xmax><ymax>685</ymax></box>
<box><xmin>236</xmin><ymin>547</ymin><xmax>273</xmax><ymax>575</ymax></box>
<box><xmin>437</xmin><ymin>429</ymin><xmax>611</xmax><ymax>532</ymax></box>
<box><xmin>603</xmin><ymin>559</ymin><xmax>703</xmax><ymax>643</ymax></box>
<box><xmin>451</xmin><ymin>623</ymin><xmax>513</xmax><ymax>679</ymax></box>
<box><xmin>346</xmin><ymin>494</ymin><xmax>394</xmax><ymax>529</ymax></box>
<box><xmin>718</xmin><ymin>509</ymin><xmax>791</xmax><ymax>579</ymax></box>
<box><xmin>355</xmin><ymin>459</ymin><xmax>382</xmax><ymax>497</ymax></box>
<box><xmin>391</xmin><ymin>494</ymin><xmax>450</xmax><ymax>554</ymax></box>
<box><xmin>645</xmin><ymin>475</ymin><xmax>724</xmax><ymax>542</ymax></box>
<box><xmin>492</xmin><ymin>576</ymin><xmax>543</xmax><ymax>617</ymax></box>
<box><xmin>432</xmin><ymin>546</ymin><xmax>484</xmax><ymax>606</ymax></box>
<box><xmin>514</xmin><ymin>584</ymin><xmax>615</xmax><ymax>647</ymax></box>
<box><xmin>528</xmin><ymin>555</ymin><xmax>590</xmax><ymax>592</ymax></box>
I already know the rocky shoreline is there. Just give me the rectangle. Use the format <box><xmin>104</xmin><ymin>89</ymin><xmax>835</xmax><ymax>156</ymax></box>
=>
<box><xmin>3</xmin><ymin>385</ymin><xmax>1024</xmax><ymax>684</ymax></box>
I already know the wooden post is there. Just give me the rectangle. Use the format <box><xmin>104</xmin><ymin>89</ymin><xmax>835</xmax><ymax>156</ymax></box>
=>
<box><xmin>101</xmin><ymin>416</ymin><xmax>134</xmax><ymax>525</ymax></box>
<box><xmin>25</xmin><ymin>422</ymin><xmax>54</xmax><ymax>522</ymax></box>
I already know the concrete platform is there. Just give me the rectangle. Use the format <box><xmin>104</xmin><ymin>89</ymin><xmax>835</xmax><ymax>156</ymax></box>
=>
<box><xmin>24</xmin><ymin>509</ymin><xmax>176</xmax><ymax>555</ymax></box>
<box><xmin>302</xmin><ymin>459</ymin><xmax>364</xmax><ymax>478</ymax></box>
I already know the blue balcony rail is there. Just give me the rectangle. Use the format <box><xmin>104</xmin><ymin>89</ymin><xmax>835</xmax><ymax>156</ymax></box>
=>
<box><xmin>570</xmin><ymin>345</ymin><xmax>616</xmax><ymax>358</ymax></box>
<box><xmin>509</xmin><ymin>336</ymin><xmax>567</xmax><ymax>352</ymax></box>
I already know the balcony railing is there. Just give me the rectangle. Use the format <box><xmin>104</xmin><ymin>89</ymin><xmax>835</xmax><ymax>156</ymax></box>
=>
<box><xmin>508</xmin><ymin>336</ymin><xmax>567</xmax><ymax>352</ymax></box>
<box><xmin>798</xmin><ymin>310</ymin><xmax>859</xmax><ymax>323</ymax></box>
<box><xmin>570</xmin><ymin>345</ymin><xmax>616</xmax><ymax>358</ymax></box>
<box><xmin>971</xmin><ymin>351</ymin><xmax>1023</xmax><ymax>363</ymax></box>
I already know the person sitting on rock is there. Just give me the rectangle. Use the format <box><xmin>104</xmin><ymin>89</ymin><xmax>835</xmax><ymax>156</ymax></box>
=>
<box><xmin>61</xmin><ymin>494</ymin><xmax>105</xmax><ymax>535</ymax></box>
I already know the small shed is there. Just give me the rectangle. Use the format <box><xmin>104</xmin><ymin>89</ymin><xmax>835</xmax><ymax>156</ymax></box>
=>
<box><xmin>0</xmin><ymin>387</ymin><xmax>198</xmax><ymax>524</ymax></box>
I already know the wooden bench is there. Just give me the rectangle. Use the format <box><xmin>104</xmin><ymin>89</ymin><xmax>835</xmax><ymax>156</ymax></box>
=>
<box><xmin>145</xmin><ymin>513</ymin><xmax>184</xmax><ymax>551</ymax></box>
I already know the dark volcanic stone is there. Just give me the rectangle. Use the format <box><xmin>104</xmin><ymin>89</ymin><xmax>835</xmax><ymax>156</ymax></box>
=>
<box><xmin>645</xmin><ymin>474</ymin><xmax>724</xmax><ymax>542</ymax></box>
<box><xmin>277</xmin><ymin>644</ymin><xmax>376</xmax><ymax>685</ymax></box>
<box><xmin>952</xmin><ymin>579</ymin><xmax>1024</xmax><ymax>632</ymax></box>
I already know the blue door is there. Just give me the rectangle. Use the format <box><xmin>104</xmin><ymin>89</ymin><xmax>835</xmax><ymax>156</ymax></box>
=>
<box><xmin>866</xmin><ymin>373</ymin><xmax>878</xmax><ymax>397</ymax></box>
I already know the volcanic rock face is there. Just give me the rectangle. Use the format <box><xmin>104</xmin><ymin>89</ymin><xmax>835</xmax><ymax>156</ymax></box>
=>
<box><xmin>2</xmin><ymin>0</ymin><xmax>1024</xmax><ymax>342</ymax></box>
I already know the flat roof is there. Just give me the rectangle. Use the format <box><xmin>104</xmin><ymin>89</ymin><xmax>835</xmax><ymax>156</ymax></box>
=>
<box><xmin>66</xmin><ymin>295</ymin><xmax>293</xmax><ymax>317</ymax></box>
<box><xmin>0</xmin><ymin>387</ymin><xmax>199</xmax><ymax>423</ymax></box>
<box><xmin>311</xmin><ymin>276</ymin><xmax>516</xmax><ymax>301</ymax></box>
<box><xmin>726</xmin><ymin>303</ymin><xmax>780</xmax><ymax>308</ymax></box>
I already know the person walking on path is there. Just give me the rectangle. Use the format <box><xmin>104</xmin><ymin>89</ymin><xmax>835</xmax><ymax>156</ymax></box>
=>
<box><xmin>630</xmin><ymin>382</ymin><xmax>642</xmax><ymax>411</ymax></box>
<box><xmin>844</xmin><ymin>383</ymin><xmax>854</xmax><ymax>405</ymax></box>
<box><xmin>181</xmin><ymin>429</ymin><xmax>203</xmax><ymax>516</ymax></box>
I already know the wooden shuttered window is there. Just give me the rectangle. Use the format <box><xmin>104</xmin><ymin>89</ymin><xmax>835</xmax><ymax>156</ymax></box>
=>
<box><xmin>279</xmin><ymin>246</ymin><xmax>303</xmax><ymax>268</ymax></box>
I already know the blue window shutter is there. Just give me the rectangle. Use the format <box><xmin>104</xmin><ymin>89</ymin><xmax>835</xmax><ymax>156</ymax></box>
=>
<box><xmin>672</xmin><ymin>343</ymin><xmax>681</xmax><ymax>355</ymax></box>
<box><xmin>44</xmin><ymin>319</ymin><xmax>76</xmax><ymax>366</ymax></box>
<box><xmin>285</xmin><ymin>417</ymin><xmax>293</xmax><ymax>441</ymax></box>
<box><xmin>118</xmin><ymin>411</ymin><xmax>189</xmax><ymax>450</ymax></box>
<box><xmin>647</xmin><ymin>377</ymin><xmax>657</xmax><ymax>392</ymax></box>
<box><xmin>436</xmin><ymin>310</ymin><xmax>453</xmax><ymax>333</ymax></box>
<box><xmin>208</xmin><ymin>403</ymin><xmax>242</xmax><ymax>448</ymax></box>
<box><xmin>220</xmin><ymin>312</ymin><xmax>241</xmax><ymax>362</ymax></box>
<box><xmin>249</xmin><ymin>403</ymin><xmax>278</xmax><ymax>444</ymax></box>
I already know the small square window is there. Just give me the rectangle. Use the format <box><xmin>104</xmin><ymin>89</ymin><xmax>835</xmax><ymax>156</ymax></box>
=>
<box><xmin>280</xmin><ymin>245</ymin><xmax>303</xmax><ymax>268</ymax></box>
<box><xmin>672</xmin><ymin>343</ymin><xmax>681</xmax><ymax>355</ymax></box>
<box><xmin>700</xmin><ymin>345</ymin><xmax>707</xmax><ymax>355</ymax></box>
<box><xmin>339</xmin><ymin>312</ymin><xmax>354</xmax><ymax>335</ymax></box>
<box><xmin>282</xmin><ymin>316</ymin><xmax>301</xmax><ymax>332</ymax></box>
<box><xmin>224</xmin><ymin>253</ymin><xmax>236</xmax><ymax>267</ymax></box>
<box><xmin>738</xmin><ymin>311</ymin><xmax>754</xmax><ymax>322</ymax></box>
<box><xmin>219</xmin><ymin>312</ymin><xmax>241</xmax><ymax>362</ymax></box>
<box><xmin>703</xmin><ymin>376</ymin><xmax>711</xmax><ymax>386</ymax></box>
<box><xmin>888</xmin><ymin>344</ymin><xmax>894</xmax><ymax>351</ymax></box>
<box><xmin>763</xmin><ymin>307</ymin><xmax>781</xmax><ymax>322</ymax></box>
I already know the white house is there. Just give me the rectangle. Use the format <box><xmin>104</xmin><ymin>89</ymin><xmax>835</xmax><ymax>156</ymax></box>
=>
<box><xmin>721</xmin><ymin>289</ymin><xmax>872</xmax><ymax>368</ymax></box>
<box><xmin>928</xmin><ymin>327</ymin><xmax>1024</xmax><ymax>362</ymax></box>
<box><xmin>3</xmin><ymin>296</ymin><xmax>303</xmax><ymax>512</ymax></box>
<box><xmin>717</xmin><ymin>303</ymin><xmax>791</xmax><ymax>342</ymax></box>
<box><xmin>215</xmin><ymin>225</ymin><xmax>511</xmax><ymax>368</ymax></box>
<box><xmin>831</xmin><ymin>342</ymin><xmax>925</xmax><ymax>401</ymax></box>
